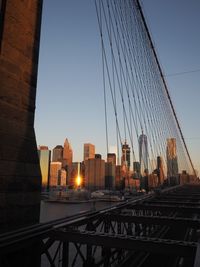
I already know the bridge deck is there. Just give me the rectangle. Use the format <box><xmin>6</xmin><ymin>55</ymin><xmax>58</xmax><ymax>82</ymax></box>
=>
<box><xmin>0</xmin><ymin>184</ymin><xmax>200</xmax><ymax>267</ymax></box>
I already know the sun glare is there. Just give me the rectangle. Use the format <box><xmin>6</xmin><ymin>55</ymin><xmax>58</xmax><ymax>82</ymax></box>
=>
<box><xmin>76</xmin><ymin>175</ymin><xmax>82</xmax><ymax>187</ymax></box>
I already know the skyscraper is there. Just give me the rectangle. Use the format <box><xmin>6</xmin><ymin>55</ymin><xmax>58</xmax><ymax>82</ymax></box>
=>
<box><xmin>69</xmin><ymin>162</ymin><xmax>79</xmax><ymax>187</ymax></box>
<box><xmin>85</xmin><ymin>158</ymin><xmax>105</xmax><ymax>190</ymax></box>
<box><xmin>38</xmin><ymin>146</ymin><xmax>51</xmax><ymax>190</ymax></box>
<box><xmin>166</xmin><ymin>138</ymin><xmax>178</xmax><ymax>178</ymax></box>
<box><xmin>50</xmin><ymin>162</ymin><xmax>62</xmax><ymax>187</ymax></box>
<box><xmin>139</xmin><ymin>133</ymin><xmax>148</xmax><ymax>176</ymax></box>
<box><xmin>115</xmin><ymin>165</ymin><xmax>124</xmax><ymax>190</ymax></box>
<box><xmin>58</xmin><ymin>168</ymin><xmax>67</xmax><ymax>186</ymax></box>
<box><xmin>63</xmin><ymin>138</ymin><xmax>73</xmax><ymax>167</ymax></box>
<box><xmin>105</xmin><ymin>153</ymin><xmax>116</xmax><ymax>189</ymax></box>
<box><xmin>133</xmin><ymin>161</ymin><xmax>140</xmax><ymax>178</ymax></box>
<box><xmin>105</xmin><ymin>162</ymin><xmax>115</xmax><ymax>189</ymax></box>
<box><xmin>52</xmin><ymin>145</ymin><xmax>63</xmax><ymax>162</ymax></box>
<box><xmin>95</xmin><ymin>154</ymin><xmax>102</xmax><ymax>159</ymax></box>
<box><xmin>84</xmin><ymin>143</ymin><xmax>95</xmax><ymax>161</ymax></box>
<box><xmin>107</xmin><ymin>153</ymin><xmax>116</xmax><ymax>165</ymax></box>
<box><xmin>156</xmin><ymin>156</ymin><xmax>165</xmax><ymax>185</ymax></box>
<box><xmin>121</xmin><ymin>141</ymin><xmax>131</xmax><ymax>169</ymax></box>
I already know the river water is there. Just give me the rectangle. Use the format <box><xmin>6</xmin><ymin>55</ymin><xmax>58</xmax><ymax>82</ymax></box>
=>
<box><xmin>40</xmin><ymin>200</ymin><xmax>121</xmax><ymax>223</ymax></box>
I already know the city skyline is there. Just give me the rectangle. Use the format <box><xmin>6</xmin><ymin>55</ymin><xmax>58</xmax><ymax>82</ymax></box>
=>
<box><xmin>38</xmin><ymin>134</ymin><xmax>197</xmax><ymax>192</ymax></box>
<box><xmin>38</xmin><ymin>135</ymin><xmax>194</xmax><ymax>177</ymax></box>
<box><xmin>35</xmin><ymin>0</ymin><xmax>200</xmax><ymax>174</ymax></box>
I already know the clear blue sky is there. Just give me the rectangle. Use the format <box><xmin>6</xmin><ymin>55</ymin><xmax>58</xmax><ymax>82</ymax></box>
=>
<box><xmin>35</xmin><ymin>0</ymin><xmax>200</xmax><ymax>174</ymax></box>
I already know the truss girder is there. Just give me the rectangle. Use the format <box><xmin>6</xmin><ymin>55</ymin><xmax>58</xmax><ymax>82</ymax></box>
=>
<box><xmin>51</xmin><ymin>229</ymin><xmax>197</xmax><ymax>257</ymax></box>
<box><xmin>128</xmin><ymin>203</ymin><xmax>200</xmax><ymax>214</ymax></box>
<box><xmin>100</xmin><ymin>214</ymin><xmax>200</xmax><ymax>229</ymax></box>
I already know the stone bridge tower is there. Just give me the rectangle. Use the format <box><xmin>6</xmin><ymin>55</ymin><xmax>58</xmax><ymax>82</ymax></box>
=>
<box><xmin>0</xmin><ymin>0</ymin><xmax>43</xmax><ymax>231</ymax></box>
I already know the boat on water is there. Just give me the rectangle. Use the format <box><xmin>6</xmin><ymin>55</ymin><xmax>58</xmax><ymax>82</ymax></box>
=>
<box><xmin>91</xmin><ymin>190</ymin><xmax>122</xmax><ymax>201</ymax></box>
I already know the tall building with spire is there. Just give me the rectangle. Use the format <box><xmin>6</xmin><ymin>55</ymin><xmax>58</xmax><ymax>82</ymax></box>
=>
<box><xmin>83</xmin><ymin>143</ymin><xmax>95</xmax><ymax>161</ymax></box>
<box><xmin>62</xmin><ymin>138</ymin><xmax>73</xmax><ymax>168</ymax></box>
<box><xmin>139</xmin><ymin>133</ymin><xmax>148</xmax><ymax>176</ymax></box>
<box><xmin>166</xmin><ymin>138</ymin><xmax>178</xmax><ymax>178</ymax></box>
<box><xmin>121</xmin><ymin>141</ymin><xmax>131</xmax><ymax>169</ymax></box>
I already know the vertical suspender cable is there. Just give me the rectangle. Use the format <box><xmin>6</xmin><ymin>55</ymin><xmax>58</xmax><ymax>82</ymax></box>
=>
<box><xmin>136</xmin><ymin>0</ymin><xmax>196</xmax><ymax>177</ymax></box>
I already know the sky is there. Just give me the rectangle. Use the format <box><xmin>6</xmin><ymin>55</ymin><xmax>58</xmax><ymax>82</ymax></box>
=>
<box><xmin>35</xmin><ymin>0</ymin><xmax>200</xmax><ymax>174</ymax></box>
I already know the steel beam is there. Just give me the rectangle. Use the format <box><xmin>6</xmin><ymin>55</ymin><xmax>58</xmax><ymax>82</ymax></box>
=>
<box><xmin>165</xmin><ymin>192</ymin><xmax>200</xmax><ymax>197</ymax></box>
<box><xmin>128</xmin><ymin>204</ymin><xmax>200</xmax><ymax>214</ymax></box>
<box><xmin>146</xmin><ymin>200</ymin><xmax>200</xmax><ymax>207</ymax></box>
<box><xmin>194</xmin><ymin>240</ymin><xmax>200</xmax><ymax>267</ymax></box>
<box><xmin>156</xmin><ymin>195</ymin><xmax>200</xmax><ymax>201</ymax></box>
<box><xmin>51</xmin><ymin>230</ymin><xmax>197</xmax><ymax>257</ymax></box>
<box><xmin>102</xmin><ymin>214</ymin><xmax>200</xmax><ymax>228</ymax></box>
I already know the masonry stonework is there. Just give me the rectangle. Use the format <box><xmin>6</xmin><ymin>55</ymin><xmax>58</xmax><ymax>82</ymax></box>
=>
<box><xmin>0</xmin><ymin>0</ymin><xmax>43</xmax><ymax>231</ymax></box>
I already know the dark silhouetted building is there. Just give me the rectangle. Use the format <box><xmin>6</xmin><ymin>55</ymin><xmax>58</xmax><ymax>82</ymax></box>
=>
<box><xmin>133</xmin><ymin>161</ymin><xmax>140</xmax><ymax>178</ymax></box>
<box><xmin>105</xmin><ymin>162</ymin><xmax>115</xmax><ymax>189</ymax></box>
<box><xmin>106</xmin><ymin>153</ymin><xmax>116</xmax><ymax>189</ymax></box>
